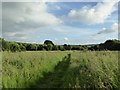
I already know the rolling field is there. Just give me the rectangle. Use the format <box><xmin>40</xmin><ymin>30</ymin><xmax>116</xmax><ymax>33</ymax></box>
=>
<box><xmin>2</xmin><ymin>51</ymin><xmax>119</xmax><ymax>89</ymax></box>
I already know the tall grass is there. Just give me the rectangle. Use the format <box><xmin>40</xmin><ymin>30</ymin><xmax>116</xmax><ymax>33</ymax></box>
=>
<box><xmin>61</xmin><ymin>51</ymin><xmax>119</xmax><ymax>89</ymax></box>
<box><xmin>2</xmin><ymin>51</ymin><xmax>119</xmax><ymax>89</ymax></box>
<box><xmin>2</xmin><ymin>51</ymin><xmax>69</xmax><ymax>88</ymax></box>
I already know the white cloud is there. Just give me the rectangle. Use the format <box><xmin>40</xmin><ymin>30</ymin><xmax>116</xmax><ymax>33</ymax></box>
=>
<box><xmin>64</xmin><ymin>37</ymin><xmax>69</xmax><ymax>41</ymax></box>
<box><xmin>2</xmin><ymin>2</ymin><xmax>62</xmax><ymax>40</ymax></box>
<box><xmin>3</xmin><ymin>2</ymin><xmax>62</xmax><ymax>27</ymax></box>
<box><xmin>3</xmin><ymin>32</ymin><xmax>17</xmax><ymax>37</ymax></box>
<box><xmin>3</xmin><ymin>31</ymin><xmax>28</xmax><ymax>40</ymax></box>
<box><xmin>97</xmin><ymin>23</ymin><xmax>118</xmax><ymax>34</ymax></box>
<box><xmin>68</xmin><ymin>0</ymin><xmax>117</xmax><ymax>24</ymax></box>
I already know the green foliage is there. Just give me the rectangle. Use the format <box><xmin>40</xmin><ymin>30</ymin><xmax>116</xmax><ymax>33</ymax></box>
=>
<box><xmin>9</xmin><ymin>42</ymin><xmax>21</xmax><ymax>52</ymax></box>
<box><xmin>52</xmin><ymin>45</ymin><xmax>58</xmax><ymax>50</ymax></box>
<box><xmin>58</xmin><ymin>46</ymin><xmax>65</xmax><ymax>51</ymax></box>
<box><xmin>2</xmin><ymin>39</ymin><xmax>10</xmax><ymax>51</ymax></box>
<box><xmin>71</xmin><ymin>46</ymin><xmax>80</xmax><ymax>50</ymax></box>
<box><xmin>44</xmin><ymin>44</ymin><xmax>53</xmax><ymax>51</ymax></box>
<box><xmin>37</xmin><ymin>45</ymin><xmax>44</xmax><ymax>50</ymax></box>
<box><xmin>103</xmin><ymin>40</ymin><xmax>120</xmax><ymax>50</ymax></box>
<box><xmin>80</xmin><ymin>45</ymin><xmax>88</xmax><ymax>51</ymax></box>
<box><xmin>1</xmin><ymin>38</ymin><xmax>120</xmax><ymax>52</ymax></box>
<box><xmin>19</xmin><ymin>44</ymin><xmax>26</xmax><ymax>51</ymax></box>
<box><xmin>44</xmin><ymin>40</ymin><xmax>54</xmax><ymax>46</ymax></box>
<box><xmin>63</xmin><ymin>44</ymin><xmax>71</xmax><ymax>50</ymax></box>
<box><xmin>89</xmin><ymin>39</ymin><xmax>120</xmax><ymax>51</ymax></box>
<box><xmin>26</xmin><ymin>44</ymin><xmax>37</xmax><ymax>51</ymax></box>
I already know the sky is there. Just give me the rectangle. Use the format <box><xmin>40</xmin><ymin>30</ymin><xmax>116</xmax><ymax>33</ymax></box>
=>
<box><xmin>1</xmin><ymin>0</ymin><xmax>119</xmax><ymax>45</ymax></box>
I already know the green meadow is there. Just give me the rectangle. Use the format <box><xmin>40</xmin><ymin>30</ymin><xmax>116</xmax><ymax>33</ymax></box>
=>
<box><xmin>2</xmin><ymin>51</ymin><xmax>119</xmax><ymax>89</ymax></box>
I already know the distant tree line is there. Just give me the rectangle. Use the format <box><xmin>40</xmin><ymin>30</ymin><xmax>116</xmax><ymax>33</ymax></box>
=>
<box><xmin>89</xmin><ymin>40</ymin><xmax>120</xmax><ymax>51</ymax></box>
<box><xmin>0</xmin><ymin>38</ymin><xmax>120</xmax><ymax>52</ymax></box>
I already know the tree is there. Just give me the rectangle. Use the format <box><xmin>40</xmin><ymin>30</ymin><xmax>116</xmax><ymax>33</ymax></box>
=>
<box><xmin>58</xmin><ymin>46</ymin><xmax>65</xmax><ymax>51</ymax></box>
<box><xmin>71</xmin><ymin>47</ymin><xmax>79</xmax><ymax>50</ymax></box>
<box><xmin>63</xmin><ymin>44</ymin><xmax>71</xmax><ymax>50</ymax></box>
<box><xmin>37</xmin><ymin>45</ymin><xmax>44</xmax><ymax>50</ymax></box>
<box><xmin>67</xmin><ymin>45</ymin><xmax>71</xmax><ymax>50</ymax></box>
<box><xmin>44</xmin><ymin>44</ymin><xmax>53</xmax><ymax>51</ymax></box>
<box><xmin>26</xmin><ymin>44</ymin><xmax>37</xmax><ymax>51</ymax></box>
<box><xmin>44</xmin><ymin>40</ymin><xmax>54</xmax><ymax>46</ymax></box>
<box><xmin>19</xmin><ymin>44</ymin><xmax>26</xmax><ymax>51</ymax></box>
<box><xmin>52</xmin><ymin>45</ymin><xmax>58</xmax><ymax>50</ymax></box>
<box><xmin>44</xmin><ymin>40</ymin><xmax>54</xmax><ymax>51</ymax></box>
<box><xmin>63</xmin><ymin>44</ymin><xmax>68</xmax><ymax>50</ymax></box>
<box><xmin>9</xmin><ymin>42</ymin><xmax>21</xmax><ymax>52</ymax></box>
<box><xmin>2</xmin><ymin>39</ymin><xmax>10</xmax><ymax>51</ymax></box>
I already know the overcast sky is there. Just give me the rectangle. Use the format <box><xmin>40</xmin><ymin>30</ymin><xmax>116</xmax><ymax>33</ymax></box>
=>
<box><xmin>2</xmin><ymin>0</ymin><xmax>119</xmax><ymax>45</ymax></box>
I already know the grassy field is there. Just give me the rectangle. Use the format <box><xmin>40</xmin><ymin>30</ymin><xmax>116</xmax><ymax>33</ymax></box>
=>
<box><xmin>2</xmin><ymin>51</ymin><xmax>119</xmax><ymax>89</ymax></box>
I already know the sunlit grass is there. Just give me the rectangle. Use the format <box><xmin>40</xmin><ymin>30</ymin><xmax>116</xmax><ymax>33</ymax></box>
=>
<box><xmin>62</xmin><ymin>51</ymin><xmax>119</xmax><ymax>89</ymax></box>
<box><xmin>2</xmin><ymin>51</ymin><xmax>69</xmax><ymax>88</ymax></box>
<box><xmin>2</xmin><ymin>51</ymin><xmax>119</xmax><ymax>89</ymax></box>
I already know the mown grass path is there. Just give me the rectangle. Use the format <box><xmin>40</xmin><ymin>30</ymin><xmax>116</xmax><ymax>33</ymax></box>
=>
<box><xmin>32</xmin><ymin>54</ymin><xmax>71</xmax><ymax>88</ymax></box>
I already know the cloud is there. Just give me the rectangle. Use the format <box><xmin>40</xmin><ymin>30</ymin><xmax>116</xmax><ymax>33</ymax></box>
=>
<box><xmin>97</xmin><ymin>23</ymin><xmax>118</xmax><ymax>34</ymax></box>
<box><xmin>68</xmin><ymin>0</ymin><xmax>117</xmax><ymax>24</ymax></box>
<box><xmin>2</xmin><ymin>2</ymin><xmax>62</xmax><ymax>40</ymax></box>
<box><xmin>3</xmin><ymin>2</ymin><xmax>62</xmax><ymax>29</ymax></box>
<box><xmin>3</xmin><ymin>32</ymin><xmax>28</xmax><ymax>40</ymax></box>
<box><xmin>64</xmin><ymin>37</ymin><xmax>69</xmax><ymax>41</ymax></box>
<box><xmin>2</xmin><ymin>2</ymin><xmax>118</xmax><ymax>44</ymax></box>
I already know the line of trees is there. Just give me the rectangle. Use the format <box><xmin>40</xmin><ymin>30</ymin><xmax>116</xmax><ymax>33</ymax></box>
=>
<box><xmin>1</xmin><ymin>38</ymin><xmax>88</xmax><ymax>52</ymax></box>
<box><xmin>1</xmin><ymin>38</ymin><xmax>120</xmax><ymax>52</ymax></box>
<box><xmin>89</xmin><ymin>40</ymin><xmax>120</xmax><ymax>51</ymax></box>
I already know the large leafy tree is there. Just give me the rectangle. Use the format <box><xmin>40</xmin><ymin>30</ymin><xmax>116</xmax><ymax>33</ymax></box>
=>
<box><xmin>44</xmin><ymin>40</ymin><xmax>54</xmax><ymax>51</ymax></box>
<box><xmin>9</xmin><ymin>42</ymin><xmax>21</xmax><ymax>52</ymax></box>
<box><xmin>44</xmin><ymin>40</ymin><xmax>54</xmax><ymax>46</ymax></box>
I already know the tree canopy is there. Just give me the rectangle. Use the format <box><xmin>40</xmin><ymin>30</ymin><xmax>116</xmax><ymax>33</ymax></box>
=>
<box><xmin>1</xmin><ymin>38</ymin><xmax>120</xmax><ymax>52</ymax></box>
